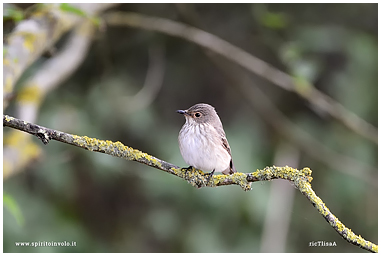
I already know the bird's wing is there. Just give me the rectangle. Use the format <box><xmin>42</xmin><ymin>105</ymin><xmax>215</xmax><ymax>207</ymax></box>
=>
<box><xmin>220</xmin><ymin>131</ymin><xmax>237</xmax><ymax>174</ymax></box>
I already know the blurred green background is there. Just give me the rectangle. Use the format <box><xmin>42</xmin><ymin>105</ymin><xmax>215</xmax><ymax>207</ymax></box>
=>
<box><xmin>3</xmin><ymin>3</ymin><xmax>377</xmax><ymax>253</ymax></box>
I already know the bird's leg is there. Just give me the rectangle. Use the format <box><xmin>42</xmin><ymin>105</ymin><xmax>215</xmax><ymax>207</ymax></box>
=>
<box><xmin>206</xmin><ymin>169</ymin><xmax>216</xmax><ymax>184</ymax></box>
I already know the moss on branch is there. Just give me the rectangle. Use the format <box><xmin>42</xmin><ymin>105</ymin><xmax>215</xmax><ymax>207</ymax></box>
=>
<box><xmin>2</xmin><ymin>114</ymin><xmax>378</xmax><ymax>253</ymax></box>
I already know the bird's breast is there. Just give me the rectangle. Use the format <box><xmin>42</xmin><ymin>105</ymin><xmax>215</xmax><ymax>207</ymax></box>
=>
<box><xmin>178</xmin><ymin>124</ymin><xmax>231</xmax><ymax>172</ymax></box>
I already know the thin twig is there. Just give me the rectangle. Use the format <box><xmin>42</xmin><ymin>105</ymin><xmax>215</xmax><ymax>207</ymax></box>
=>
<box><xmin>104</xmin><ymin>11</ymin><xmax>377</xmax><ymax>144</ymax></box>
<box><xmin>173</xmin><ymin>4</ymin><xmax>376</xmax><ymax>186</ymax></box>
<box><xmin>3</xmin><ymin>114</ymin><xmax>378</xmax><ymax>253</ymax></box>
<box><xmin>121</xmin><ymin>43</ymin><xmax>165</xmax><ymax>114</ymax></box>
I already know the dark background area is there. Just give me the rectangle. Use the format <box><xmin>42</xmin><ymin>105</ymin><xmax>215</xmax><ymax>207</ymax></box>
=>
<box><xmin>3</xmin><ymin>3</ymin><xmax>377</xmax><ymax>253</ymax></box>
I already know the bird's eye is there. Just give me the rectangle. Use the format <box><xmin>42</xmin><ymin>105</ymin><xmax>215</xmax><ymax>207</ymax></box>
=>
<box><xmin>194</xmin><ymin>112</ymin><xmax>201</xmax><ymax>118</ymax></box>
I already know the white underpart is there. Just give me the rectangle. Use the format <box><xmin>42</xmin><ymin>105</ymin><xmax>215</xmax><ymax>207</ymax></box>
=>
<box><xmin>178</xmin><ymin>120</ymin><xmax>230</xmax><ymax>173</ymax></box>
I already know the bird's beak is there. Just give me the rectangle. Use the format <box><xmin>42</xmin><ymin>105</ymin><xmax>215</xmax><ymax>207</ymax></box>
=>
<box><xmin>177</xmin><ymin>110</ymin><xmax>190</xmax><ymax>116</ymax></box>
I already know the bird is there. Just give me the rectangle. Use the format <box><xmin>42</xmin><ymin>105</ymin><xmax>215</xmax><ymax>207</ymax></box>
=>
<box><xmin>177</xmin><ymin>103</ymin><xmax>236</xmax><ymax>182</ymax></box>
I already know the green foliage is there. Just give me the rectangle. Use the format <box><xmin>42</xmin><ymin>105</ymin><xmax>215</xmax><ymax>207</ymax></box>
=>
<box><xmin>253</xmin><ymin>4</ymin><xmax>289</xmax><ymax>30</ymax></box>
<box><xmin>260</xmin><ymin>12</ymin><xmax>288</xmax><ymax>29</ymax></box>
<box><xmin>3</xmin><ymin>4</ymin><xmax>25</xmax><ymax>22</ymax></box>
<box><xmin>59</xmin><ymin>3</ymin><xmax>101</xmax><ymax>26</ymax></box>
<box><xmin>59</xmin><ymin>3</ymin><xmax>87</xmax><ymax>17</ymax></box>
<box><xmin>3</xmin><ymin>193</ymin><xmax>24</xmax><ymax>226</ymax></box>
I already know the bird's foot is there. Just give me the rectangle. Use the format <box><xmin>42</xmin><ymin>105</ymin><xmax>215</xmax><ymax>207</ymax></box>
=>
<box><xmin>206</xmin><ymin>169</ymin><xmax>216</xmax><ymax>185</ymax></box>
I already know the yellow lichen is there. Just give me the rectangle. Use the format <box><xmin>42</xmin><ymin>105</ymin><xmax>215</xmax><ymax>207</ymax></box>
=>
<box><xmin>18</xmin><ymin>32</ymin><xmax>38</xmax><ymax>52</ymax></box>
<box><xmin>3</xmin><ymin>58</ymin><xmax>10</xmax><ymax>66</ymax></box>
<box><xmin>4</xmin><ymin>115</ymin><xmax>14</xmax><ymax>122</ymax></box>
<box><xmin>22</xmin><ymin>141</ymin><xmax>41</xmax><ymax>163</ymax></box>
<box><xmin>3</xmin><ymin>135</ymin><xmax>41</xmax><ymax>178</ymax></box>
<box><xmin>172</xmin><ymin>167</ymin><xmax>183</xmax><ymax>176</ymax></box>
<box><xmin>4</xmin><ymin>76</ymin><xmax>13</xmax><ymax>94</ymax></box>
<box><xmin>210</xmin><ymin>174</ymin><xmax>225</xmax><ymax>183</ymax></box>
<box><xmin>17</xmin><ymin>84</ymin><xmax>43</xmax><ymax>104</ymax></box>
<box><xmin>3</xmin><ymin>160</ymin><xmax>11</xmax><ymax>178</ymax></box>
<box><xmin>81</xmin><ymin>136</ymin><xmax>98</xmax><ymax>151</ymax></box>
<box><xmin>72</xmin><ymin>136</ymin><xmax>163</xmax><ymax>168</ymax></box>
<box><xmin>4</xmin><ymin>131</ymin><xmax>28</xmax><ymax>146</ymax></box>
<box><xmin>72</xmin><ymin>135</ymin><xmax>83</xmax><ymax>146</ymax></box>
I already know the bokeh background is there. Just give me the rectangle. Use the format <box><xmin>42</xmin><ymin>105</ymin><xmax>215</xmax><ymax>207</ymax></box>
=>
<box><xmin>3</xmin><ymin>3</ymin><xmax>377</xmax><ymax>253</ymax></box>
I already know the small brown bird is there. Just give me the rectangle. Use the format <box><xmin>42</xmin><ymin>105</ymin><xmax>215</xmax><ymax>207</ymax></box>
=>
<box><xmin>177</xmin><ymin>103</ymin><xmax>237</xmax><ymax>180</ymax></box>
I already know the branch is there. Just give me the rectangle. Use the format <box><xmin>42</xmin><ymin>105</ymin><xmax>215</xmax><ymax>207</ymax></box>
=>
<box><xmin>173</xmin><ymin>5</ymin><xmax>376</xmax><ymax>186</ymax></box>
<box><xmin>3</xmin><ymin>20</ymin><xmax>97</xmax><ymax>177</ymax></box>
<box><xmin>3</xmin><ymin>3</ymin><xmax>117</xmax><ymax>108</ymax></box>
<box><xmin>120</xmin><ymin>43</ymin><xmax>165</xmax><ymax>114</ymax></box>
<box><xmin>104</xmin><ymin>11</ymin><xmax>377</xmax><ymax>144</ymax></box>
<box><xmin>3</xmin><ymin>115</ymin><xmax>378</xmax><ymax>253</ymax></box>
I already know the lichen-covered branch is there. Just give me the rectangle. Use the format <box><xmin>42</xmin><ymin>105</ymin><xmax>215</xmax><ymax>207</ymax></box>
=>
<box><xmin>3</xmin><ymin>114</ymin><xmax>378</xmax><ymax>253</ymax></box>
<box><xmin>172</xmin><ymin>5</ymin><xmax>376</xmax><ymax>186</ymax></box>
<box><xmin>296</xmin><ymin>179</ymin><xmax>378</xmax><ymax>253</ymax></box>
<box><xmin>4</xmin><ymin>20</ymin><xmax>97</xmax><ymax>177</ymax></box>
<box><xmin>104</xmin><ymin>11</ymin><xmax>377</xmax><ymax>144</ymax></box>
